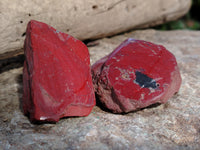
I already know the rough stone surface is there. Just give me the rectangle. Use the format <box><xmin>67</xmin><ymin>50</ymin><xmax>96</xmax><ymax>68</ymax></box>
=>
<box><xmin>92</xmin><ymin>39</ymin><xmax>182</xmax><ymax>113</ymax></box>
<box><xmin>0</xmin><ymin>0</ymin><xmax>191</xmax><ymax>55</ymax></box>
<box><xmin>23</xmin><ymin>20</ymin><xmax>95</xmax><ymax>122</ymax></box>
<box><xmin>0</xmin><ymin>30</ymin><xmax>200</xmax><ymax>149</ymax></box>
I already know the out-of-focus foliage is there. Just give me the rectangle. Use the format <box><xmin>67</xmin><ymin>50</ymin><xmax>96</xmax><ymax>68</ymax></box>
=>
<box><xmin>154</xmin><ymin>0</ymin><xmax>200</xmax><ymax>30</ymax></box>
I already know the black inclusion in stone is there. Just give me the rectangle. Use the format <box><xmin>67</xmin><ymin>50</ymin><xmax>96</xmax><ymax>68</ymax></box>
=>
<box><xmin>135</xmin><ymin>71</ymin><xmax>158</xmax><ymax>89</ymax></box>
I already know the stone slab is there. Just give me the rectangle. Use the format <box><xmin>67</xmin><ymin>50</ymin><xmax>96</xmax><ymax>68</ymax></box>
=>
<box><xmin>0</xmin><ymin>29</ymin><xmax>200</xmax><ymax>149</ymax></box>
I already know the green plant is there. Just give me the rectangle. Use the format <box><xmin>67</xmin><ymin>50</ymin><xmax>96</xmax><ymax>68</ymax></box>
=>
<box><xmin>154</xmin><ymin>0</ymin><xmax>200</xmax><ymax>30</ymax></box>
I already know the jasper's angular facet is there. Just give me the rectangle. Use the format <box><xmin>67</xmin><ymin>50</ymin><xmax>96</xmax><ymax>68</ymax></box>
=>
<box><xmin>92</xmin><ymin>38</ymin><xmax>182</xmax><ymax>113</ymax></box>
<box><xmin>23</xmin><ymin>20</ymin><xmax>95</xmax><ymax>122</ymax></box>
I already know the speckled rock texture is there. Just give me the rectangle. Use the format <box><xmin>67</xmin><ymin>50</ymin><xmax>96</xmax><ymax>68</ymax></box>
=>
<box><xmin>92</xmin><ymin>38</ymin><xmax>182</xmax><ymax>113</ymax></box>
<box><xmin>0</xmin><ymin>30</ymin><xmax>200</xmax><ymax>149</ymax></box>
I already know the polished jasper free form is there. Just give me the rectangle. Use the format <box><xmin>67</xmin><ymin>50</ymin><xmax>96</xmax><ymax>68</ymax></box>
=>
<box><xmin>92</xmin><ymin>38</ymin><xmax>182</xmax><ymax>113</ymax></box>
<box><xmin>23</xmin><ymin>20</ymin><xmax>95</xmax><ymax>122</ymax></box>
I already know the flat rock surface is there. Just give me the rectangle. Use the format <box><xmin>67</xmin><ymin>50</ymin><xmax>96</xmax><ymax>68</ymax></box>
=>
<box><xmin>0</xmin><ymin>29</ymin><xmax>200</xmax><ymax>150</ymax></box>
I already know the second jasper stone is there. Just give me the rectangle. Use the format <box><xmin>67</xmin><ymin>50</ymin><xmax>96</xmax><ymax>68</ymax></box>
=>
<box><xmin>92</xmin><ymin>38</ymin><xmax>182</xmax><ymax>113</ymax></box>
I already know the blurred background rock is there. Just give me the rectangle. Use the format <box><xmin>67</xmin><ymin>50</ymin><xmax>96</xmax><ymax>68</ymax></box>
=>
<box><xmin>155</xmin><ymin>0</ymin><xmax>200</xmax><ymax>30</ymax></box>
<box><xmin>0</xmin><ymin>0</ymin><xmax>191</xmax><ymax>55</ymax></box>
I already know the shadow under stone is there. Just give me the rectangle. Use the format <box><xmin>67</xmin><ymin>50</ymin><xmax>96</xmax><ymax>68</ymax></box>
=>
<box><xmin>95</xmin><ymin>92</ymin><xmax>162</xmax><ymax>115</ymax></box>
<box><xmin>16</xmin><ymin>73</ymin><xmax>23</xmax><ymax>113</ymax></box>
<box><xmin>0</xmin><ymin>54</ymin><xmax>24</xmax><ymax>74</ymax></box>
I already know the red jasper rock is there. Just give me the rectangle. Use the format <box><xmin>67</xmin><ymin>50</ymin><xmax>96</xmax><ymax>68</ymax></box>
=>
<box><xmin>23</xmin><ymin>20</ymin><xmax>95</xmax><ymax>122</ymax></box>
<box><xmin>92</xmin><ymin>38</ymin><xmax>182</xmax><ymax>113</ymax></box>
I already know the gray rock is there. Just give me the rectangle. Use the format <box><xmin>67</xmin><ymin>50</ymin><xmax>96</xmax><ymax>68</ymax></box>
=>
<box><xmin>0</xmin><ymin>0</ymin><xmax>191</xmax><ymax>55</ymax></box>
<box><xmin>0</xmin><ymin>29</ymin><xmax>200</xmax><ymax>149</ymax></box>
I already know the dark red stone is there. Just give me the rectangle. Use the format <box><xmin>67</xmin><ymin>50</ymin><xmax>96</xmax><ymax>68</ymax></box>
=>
<box><xmin>92</xmin><ymin>38</ymin><xmax>182</xmax><ymax>113</ymax></box>
<box><xmin>23</xmin><ymin>20</ymin><xmax>95</xmax><ymax>122</ymax></box>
